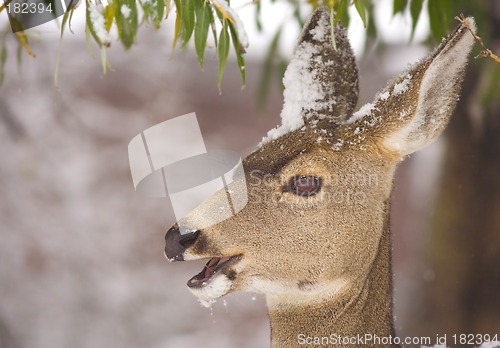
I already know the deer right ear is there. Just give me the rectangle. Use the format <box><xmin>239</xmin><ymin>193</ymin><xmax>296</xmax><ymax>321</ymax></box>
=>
<box><xmin>347</xmin><ymin>18</ymin><xmax>476</xmax><ymax>158</ymax></box>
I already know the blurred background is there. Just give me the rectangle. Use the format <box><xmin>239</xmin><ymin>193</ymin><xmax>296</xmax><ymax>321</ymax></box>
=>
<box><xmin>0</xmin><ymin>1</ymin><xmax>499</xmax><ymax>348</ymax></box>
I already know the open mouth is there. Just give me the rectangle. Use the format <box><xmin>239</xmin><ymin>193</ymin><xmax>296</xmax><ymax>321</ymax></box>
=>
<box><xmin>187</xmin><ymin>255</ymin><xmax>241</xmax><ymax>288</ymax></box>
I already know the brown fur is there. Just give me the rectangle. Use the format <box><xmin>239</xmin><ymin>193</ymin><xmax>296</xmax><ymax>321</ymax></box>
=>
<box><xmin>165</xmin><ymin>8</ymin><xmax>476</xmax><ymax>348</ymax></box>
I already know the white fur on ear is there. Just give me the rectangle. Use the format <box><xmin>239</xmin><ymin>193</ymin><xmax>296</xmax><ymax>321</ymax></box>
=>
<box><xmin>382</xmin><ymin>18</ymin><xmax>476</xmax><ymax>156</ymax></box>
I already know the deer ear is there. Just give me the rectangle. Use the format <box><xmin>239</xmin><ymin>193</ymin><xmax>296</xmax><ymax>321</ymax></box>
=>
<box><xmin>281</xmin><ymin>7</ymin><xmax>359</xmax><ymax>126</ymax></box>
<box><xmin>260</xmin><ymin>8</ymin><xmax>359</xmax><ymax>145</ymax></box>
<box><xmin>347</xmin><ymin>18</ymin><xmax>476</xmax><ymax>157</ymax></box>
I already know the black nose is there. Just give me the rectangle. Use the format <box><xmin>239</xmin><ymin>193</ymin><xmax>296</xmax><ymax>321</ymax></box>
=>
<box><xmin>164</xmin><ymin>224</ymin><xmax>200</xmax><ymax>261</ymax></box>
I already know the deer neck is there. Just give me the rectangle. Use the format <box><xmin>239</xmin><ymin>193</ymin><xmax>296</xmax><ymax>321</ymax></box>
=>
<box><xmin>265</xmin><ymin>202</ymin><xmax>397</xmax><ymax>348</ymax></box>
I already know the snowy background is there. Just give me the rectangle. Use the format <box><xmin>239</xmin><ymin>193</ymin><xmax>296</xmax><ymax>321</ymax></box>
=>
<box><xmin>0</xmin><ymin>2</ymin><xmax>473</xmax><ymax>348</ymax></box>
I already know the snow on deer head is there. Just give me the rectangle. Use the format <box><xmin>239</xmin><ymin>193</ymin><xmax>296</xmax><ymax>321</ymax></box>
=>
<box><xmin>165</xmin><ymin>8</ymin><xmax>475</xmax><ymax>347</ymax></box>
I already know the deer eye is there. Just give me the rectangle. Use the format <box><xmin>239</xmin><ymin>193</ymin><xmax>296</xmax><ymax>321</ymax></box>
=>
<box><xmin>285</xmin><ymin>175</ymin><xmax>321</xmax><ymax>196</ymax></box>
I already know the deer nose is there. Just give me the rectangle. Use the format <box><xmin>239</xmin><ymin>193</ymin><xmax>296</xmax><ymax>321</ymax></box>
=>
<box><xmin>164</xmin><ymin>225</ymin><xmax>200</xmax><ymax>261</ymax></box>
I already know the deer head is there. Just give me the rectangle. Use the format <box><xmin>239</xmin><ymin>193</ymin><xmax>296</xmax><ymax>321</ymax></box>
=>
<box><xmin>164</xmin><ymin>8</ymin><xmax>475</xmax><ymax>346</ymax></box>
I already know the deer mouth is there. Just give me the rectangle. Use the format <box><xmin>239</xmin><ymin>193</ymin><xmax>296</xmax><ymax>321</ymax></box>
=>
<box><xmin>187</xmin><ymin>255</ymin><xmax>241</xmax><ymax>288</ymax></box>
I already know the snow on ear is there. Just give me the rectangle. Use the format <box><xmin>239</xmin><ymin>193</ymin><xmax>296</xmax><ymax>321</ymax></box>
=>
<box><xmin>346</xmin><ymin>18</ymin><xmax>476</xmax><ymax>157</ymax></box>
<box><xmin>259</xmin><ymin>7</ymin><xmax>359</xmax><ymax>146</ymax></box>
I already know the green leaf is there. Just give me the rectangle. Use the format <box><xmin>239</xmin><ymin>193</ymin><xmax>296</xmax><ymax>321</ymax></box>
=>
<box><xmin>8</xmin><ymin>16</ymin><xmax>24</xmax><ymax>35</ymax></box>
<box><xmin>353</xmin><ymin>0</ymin><xmax>367</xmax><ymax>28</ymax></box>
<box><xmin>292</xmin><ymin>3</ymin><xmax>304</xmax><ymax>28</ymax></box>
<box><xmin>100</xmin><ymin>45</ymin><xmax>110</xmax><ymax>74</ymax></box>
<box><xmin>104</xmin><ymin>2</ymin><xmax>116</xmax><ymax>32</ymax></box>
<box><xmin>16</xmin><ymin>42</ymin><xmax>22</xmax><ymax>71</ymax></box>
<box><xmin>0</xmin><ymin>45</ymin><xmax>6</xmax><ymax>85</ymax></box>
<box><xmin>208</xmin><ymin>8</ymin><xmax>217</xmax><ymax>48</ymax></box>
<box><xmin>213</xmin><ymin>2</ymin><xmax>224</xmax><ymax>22</ymax></box>
<box><xmin>366</xmin><ymin>1</ymin><xmax>377</xmax><ymax>39</ymax></box>
<box><xmin>68</xmin><ymin>4</ymin><xmax>76</xmax><ymax>33</ymax></box>
<box><xmin>428</xmin><ymin>0</ymin><xmax>453</xmax><ymax>42</ymax></box>
<box><xmin>257</xmin><ymin>27</ymin><xmax>282</xmax><ymax>109</ymax></box>
<box><xmin>165</xmin><ymin>0</ymin><xmax>172</xmax><ymax>19</ymax></box>
<box><xmin>217</xmin><ymin>21</ymin><xmax>230</xmax><ymax>92</ymax></box>
<box><xmin>333</xmin><ymin>0</ymin><xmax>349</xmax><ymax>25</ymax></box>
<box><xmin>60</xmin><ymin>6</ymin><xmax>73</xmax><ymax>40</ymax></box>
<box><xmin>115</xmin><ymin>0</ymin><xmax>138</xmax><ymax>49</ymax></box>
<box><xmin>255</xmin><ymin>1</ymin><xmax>262</xmax><ymax>32</ymax></box>
<box><xmin>86</xmin><ymin>0</ymin><xmax>110</xmax><ymax>48</ymax></box>
<box><xmin>86</xmin><ymin>0</ymin><xmax>100</xmax><ymax>47</ymax></box>
<box><xmin>228</xmin><ymin>20</ymin><xmax>246</xmax><ymax>87</ymax></box>
<box><xmin>181</xmin><ymin>0</ymin><xmax>195</xmax><ymax>47</ymax></box>
<box><xmin>479</xmin><ymin>65</ymin><xmax>500</xmax><ymax>108</ymax></box>
<box><xmin>277</xmin><ymin>58</ymin><xmax>287</xmax><ymax>89</ymax></box>
<box><xmin>393</xmin><ymin>0</ymin><xmax>407</xmax><ymax>15</ymax></box>
<box><xmin>428</xmin><ymin>0</ymin><xmax>443</xmax><ymax>42</ymax></box>
<box><xmin>139</xmin><ymin>0</ymin><xmax>164</xmax><ymax>29</ymax></box>
<box><xmin>172</xmin><ymin>0</ymin><xmax>181</xmax><ymax>49</ymax></box>
<box><xmin>194</xmin><ymin>0</ymin><xmax>210</xmax><ymax>69</ymax></box>
<box><xmin>341</xmin><ymin>3</ymin><xmax>350</xmax><ymax>27</ymax></box>
<box><xmin>13</xmin><ymin>23</ymin><xmax>34</xmax><ymax>57</ymax></box>
<box><xmin>441</xmin><ymin>0</ymin><xmax>453</xmax><ymax>18</ymax></box>
<box><xmin>307</xmin><ymin>0</ymin><xmax>319</xmax><ymax>9</ymax></box>
<box><xmin>410</xmin><ymin>0</ymin><xmax>423</xmax><ymax>41</ymax></box>
<box><xmin>0</xmin><ymin>30</ymin><xmax>8</xmax><ymax>85</ymax></box>
<box><xmin>85</xmin><ymin>20</ymin><xmax>95</xmax><ymax>57</ymax></box>
<box><xmin>85</xmin><ymin>0</ymin><xmax>112</xmax><ymax>73</ymax></box>
<box><xmin>54</xmin><ymin>0</ymin><xmax>76</xmax><ymax>87</ymax></box>
<box><xmin>152</xmin><ymin>0</ymin><xmax>165</xmax><ymax>27</ymax></box>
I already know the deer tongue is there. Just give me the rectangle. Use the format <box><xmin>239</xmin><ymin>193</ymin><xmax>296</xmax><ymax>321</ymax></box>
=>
<box><xmin>188</xmin><ymin>257</ymin><xmax>232</xmax><ymax>288</ymax></box>
<box><xmin>202</xmin><ymin>257</ymin><xmax>229</xmax><ymax>279</ymax></box>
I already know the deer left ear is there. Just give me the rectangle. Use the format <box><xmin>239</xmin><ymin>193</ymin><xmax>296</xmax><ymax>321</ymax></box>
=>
<box><xmin>348</xmin><ymin>18</ymin><xmax>476</xmax><ymax>157</ymax></box>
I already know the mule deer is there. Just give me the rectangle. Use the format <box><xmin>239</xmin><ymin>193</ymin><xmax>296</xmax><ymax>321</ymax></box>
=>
<box><xmin>164</xmin><ymin>8</ymin><xmax>475</xmax><ymax>348</ymax></box>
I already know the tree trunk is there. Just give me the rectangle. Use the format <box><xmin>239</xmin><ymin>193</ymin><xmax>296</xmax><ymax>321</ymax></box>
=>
<box><xmin>410</xmin><ymin>1</ymin><xmax>500</xmax><ymax>343</ymax></box>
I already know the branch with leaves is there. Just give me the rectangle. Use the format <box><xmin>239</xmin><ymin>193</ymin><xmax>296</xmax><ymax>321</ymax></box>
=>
<box><xmin>0</xmin><ymin>0</ymin><xmax>498</xmax><ymax>89</ymax></box>
<box><xmin>83</xmin><ymin>0</ymin><xmax>250</xmax><ymax>91</ymax></box>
